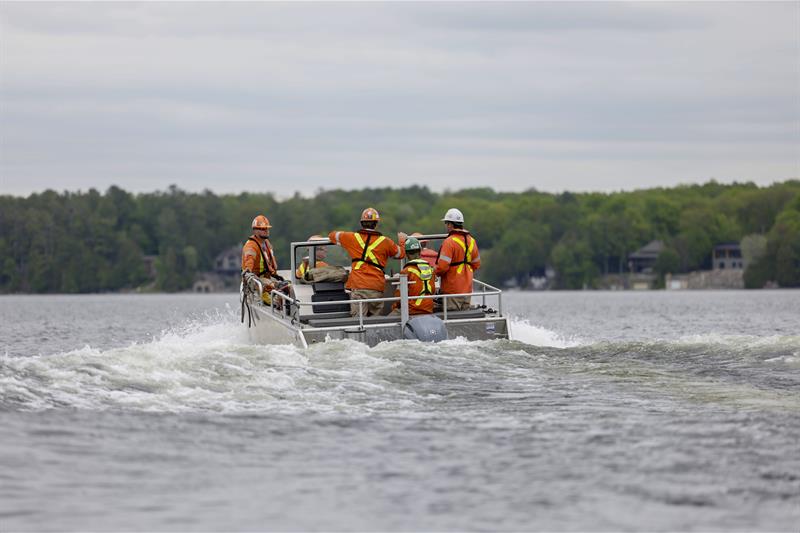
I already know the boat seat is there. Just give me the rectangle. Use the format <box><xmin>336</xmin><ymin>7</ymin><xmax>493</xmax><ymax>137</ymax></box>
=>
<box><xmin>311</xmin><ymin>281</ymin><xmax>350</xmax><ymax>313</ymax></box>
<box><xmin>312</xmin><ymin>281</ymin><xmax>346</xmax><ymax>293</ymax></box>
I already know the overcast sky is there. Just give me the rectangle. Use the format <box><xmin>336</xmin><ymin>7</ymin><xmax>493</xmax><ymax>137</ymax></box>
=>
<box><xmin>1</xmin><ymin>1</ymin><xmax>798</xmax><ymax>197</ymax></box>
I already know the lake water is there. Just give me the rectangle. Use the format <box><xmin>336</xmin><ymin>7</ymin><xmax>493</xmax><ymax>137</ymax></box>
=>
<box><xmin>1</xmin><ymin>291</ymin><xmax>798</xmax><ymax>531</ymax></box>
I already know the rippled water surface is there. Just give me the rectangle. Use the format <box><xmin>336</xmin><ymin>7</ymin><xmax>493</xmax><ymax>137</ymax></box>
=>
<box><xmin>1</xmin><ymin>291</ymin><xmax>799</xmax><ymax>531</ymax></box>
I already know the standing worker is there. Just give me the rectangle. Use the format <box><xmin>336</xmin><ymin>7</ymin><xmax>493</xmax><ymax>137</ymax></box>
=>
<box><xmin>391</xmin><ymin>237</ymin><xmax>435</xmax><ymax>316</ymax></box>
<box><xmin>241</xmin><ymin>215</ymin><xmax>289</xmax><ymax>305</ymax></box>
<box><xmin>435</xmin><ymin>208</ymin><xmax>480</xmax><ymax>311</ymax></box>
<box><xmin>328</xmin><ymin>207</ymin><xmax>406</xmax><ymax>317</ymax></box>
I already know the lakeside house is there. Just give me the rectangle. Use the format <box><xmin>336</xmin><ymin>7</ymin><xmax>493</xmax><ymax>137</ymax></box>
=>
<box><xmin>214</xmin><ymin>246</ymin><xmax>242</xmax><ymax>275</ymax></box>
<box><xmin>596</xmin><ymin>240</ymin><xmax>747</xmax><ymax>290</ymax></box>
<box><xmin>627</xmin><ymin>240</ymin><xmax>664</xmax><ymax>274</ymax></box>
<box><xmin>713</xmin><ymin>242</ymin><xmax>745</xmax><ymax>271</ymax></box>
<box><xmin>192</xmin><ymin>246</ymin><xmax>241</xmax><ymax>293</ymax></box>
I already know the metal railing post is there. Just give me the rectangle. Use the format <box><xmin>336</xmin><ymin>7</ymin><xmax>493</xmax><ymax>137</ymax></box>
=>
<box><xmin>399</xmin><ymin>274</ymin><xmax>409</xmax><ymax>332</ymax></box>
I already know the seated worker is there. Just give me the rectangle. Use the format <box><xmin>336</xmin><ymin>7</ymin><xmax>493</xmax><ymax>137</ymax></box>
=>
<box><xmin>328</xmin><ymin>207</ymin><xmax>406</xmax><ymax>317</ymax></box>
<box><xmin>390</xmin><ymin>237</ymin><xmax>435</xmax><ymax>316</ymax></box>
<box><xmin>241</xmin><ymin>215</ymin><xmax>292</xmax><ymax>305</ymax></box>
<box><xmin>435</xmin><ymin>208</ymin><xmax>480</xmax><ymax>311</ymax></box>
<box><xmin>296</xmin><ymin>235</ymin><xmax>329</xmax><ymax>284</ymax></box>
<box><xmin>411</xmin><ymin>232</ymin><xmax>439</xmax><ymax>268</ymax></box>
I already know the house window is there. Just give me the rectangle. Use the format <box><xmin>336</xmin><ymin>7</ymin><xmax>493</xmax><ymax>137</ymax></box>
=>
<box><xmin>718</xmin><ymin>262</ymin><xmax>725</xmax><ymax>269</ymax></box>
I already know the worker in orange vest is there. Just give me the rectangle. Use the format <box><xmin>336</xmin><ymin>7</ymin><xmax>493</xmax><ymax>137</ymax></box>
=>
<box><xmin>435</xmin><ymin>208</ymin><xmax>480</xmax><ymax>311</ymax></box>
<box><xmin>241</xmin><ymin>215</ymin><xmax>289</xmax><ymax>305</ymax></box>
<box><xmin>391</xmin><ymin>237</ymin><xmax>435</xmax><ymax>316</ymax></box>
<box><xmin>328</xmin><ymin>207</ymin><xmax>406</xmax><ymax>317</ymax></box>
<box><xmin>296</xmin><ymin>235</ymin><xmax>329</xmax><ymax>283</ymax></box>
<box><xmin>411</xmin><ymin>232</ymin><xmax>439</xmax><ymax>268</ymax></box>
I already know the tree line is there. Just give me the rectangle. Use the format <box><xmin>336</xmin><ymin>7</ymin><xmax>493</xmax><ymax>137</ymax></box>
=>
<box><xmin>1</xmin><ymin>180</ymin><xmax>798</xmax><ymax>293</ymax></box>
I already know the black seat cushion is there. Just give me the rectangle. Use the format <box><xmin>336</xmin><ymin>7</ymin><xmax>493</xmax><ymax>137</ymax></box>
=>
<box><xmin>313</xmin><ymin>282</ymin><xmax>346</xmax><ymax>293</ymax></box>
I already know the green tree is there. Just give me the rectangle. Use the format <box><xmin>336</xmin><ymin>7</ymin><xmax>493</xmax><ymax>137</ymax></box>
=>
<box><xmin>550</xmin><ymin>235</ymin><xmax>598</xmax><ymax>289</ymax></box>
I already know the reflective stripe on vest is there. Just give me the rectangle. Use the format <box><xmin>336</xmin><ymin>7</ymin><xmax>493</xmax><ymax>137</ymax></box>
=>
<box><xmin>248</xmin><ymin>237</ymin><xmax>276</xmax><ymax>276</ymax></box>
<box><xmin>298</xmin><ymin>261</ymin><xmax>307</xmax><ymax>278</ymax></box>
<box><xmin>406</xmin><ymin>260</ymin><xmax>434</xmax><ymax>306</ymax></box>
<box><xmin>450</xmin><ymin>234</ymin><xmax>475</xmax><ymax>274</ymax></box>
<box><xmin>353</xmin><ymin>234</ymin><xmax>386</xmax><ymax>271</ymax></box>
<box><xmin>352</xmin><ymin>233</ymin><xmax>387</xmax><ymax>272</ymax></box>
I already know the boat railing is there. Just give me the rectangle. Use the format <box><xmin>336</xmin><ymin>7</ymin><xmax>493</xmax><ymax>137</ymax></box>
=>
<box><xmin>263</xmin><ymin>276</ymin><xmax>503</xmax><ymax>332</ymax></box>
<box><xmin>235</xmin><ymin>234</ymin><xmax>501</xmax><ymax>331</ymax></box>
<box><xmin>290</xmin><ymin>234</ymin><xmax>451</xmax><ymax>281</ymax></box>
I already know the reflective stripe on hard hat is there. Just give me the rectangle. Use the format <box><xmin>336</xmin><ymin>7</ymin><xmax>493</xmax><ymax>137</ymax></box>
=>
<box><xmin>352</xmin><ymin>233</ymin><xmax>386</xmax><ymax>271</ymax></box>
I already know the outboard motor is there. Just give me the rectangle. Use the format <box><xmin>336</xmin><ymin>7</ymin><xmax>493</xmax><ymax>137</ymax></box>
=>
<box><xmin>403</xmin><ymin>315</ymin><xmax>449</xmax><ymax>342</ymax></box>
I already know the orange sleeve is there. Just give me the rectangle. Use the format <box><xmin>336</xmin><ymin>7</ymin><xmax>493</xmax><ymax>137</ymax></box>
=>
<box><xmin>385</xmin><ymin>238</ymin><xmax>405</xmax><ymax>261</ymax></box>
<box><xmin>241</xmin><ymin>241</ymin><xmax>259</xmax><ymax>272</ymax></box>
<box><xmin>329</xmin><ymin>231</ymin><xmax>357</xmax><ymax>258</ymax></box>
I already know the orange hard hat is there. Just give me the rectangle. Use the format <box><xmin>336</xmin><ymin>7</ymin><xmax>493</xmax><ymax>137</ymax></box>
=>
<box><xmin>308</xmin><ymin>234</ymin><xmax>325</xmax><ymax>241</ymax></box>
<box><xmin>360</xmin><ymin>207</ymin><xmax>380</xmax><ymax>222</ymax></box>
<box><xmin>252</xmin><ymin>215</ymin><xmax>272</xmax><ymax>230</ymax></box>
<box><xmin>411</xmin><ymin>231</ymin><xmax>428</xmax><ymax>245</ymax></box>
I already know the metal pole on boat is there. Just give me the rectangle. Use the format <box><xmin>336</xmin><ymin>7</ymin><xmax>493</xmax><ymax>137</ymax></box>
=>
<box><xmin>399</xmin><ymin>273</ymin><xmax>409</xmax><ymax>332</ymax></box>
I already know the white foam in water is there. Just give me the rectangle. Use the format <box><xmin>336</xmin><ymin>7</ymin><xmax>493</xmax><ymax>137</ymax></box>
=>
<box><xmin>0</xmin><ymin>311</ymin><xmax>435</xmax><ymax>414</ymax></box>
<box><xmin>507</xmin><ymin>317</ymin><xmax>581</xmax><ymax>348</ymax></box>
<box><xmin>673</xmin><ymin>333</ymin><xmax>800</xmax><ymax>351</ymax></box>
<box><xmin>2</xmin><ymin>309</ymin><xmax>686</xmax><ymax>414</ymax></box>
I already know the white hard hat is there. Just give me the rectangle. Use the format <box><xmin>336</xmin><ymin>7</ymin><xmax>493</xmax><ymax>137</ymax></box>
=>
<box><xmin>441</xmin><ymin>208</ymin><xmax>464</xmax><ymax>224</ymax></box>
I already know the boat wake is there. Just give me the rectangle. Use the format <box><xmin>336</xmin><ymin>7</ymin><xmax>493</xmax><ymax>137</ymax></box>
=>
<box><xmin>1</xmin><ymin>311</ymin><xmax>798</xmax><ymax>414</ymax></box>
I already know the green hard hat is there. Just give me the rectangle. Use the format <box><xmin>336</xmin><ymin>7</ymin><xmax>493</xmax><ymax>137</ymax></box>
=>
<box><xmin>404</xmin><ymin>237</ymin><xmax>421</xmax><ymax>253</ymax></box>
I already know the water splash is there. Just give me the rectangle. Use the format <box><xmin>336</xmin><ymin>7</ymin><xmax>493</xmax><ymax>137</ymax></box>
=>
<box><xmin>2</xmin><ymin>309</ymin><xmax>798</xmax><ymax>414</ymax></box>
<box><xmin>507</xmin><ymin>317</ymin><xmax>582</xmax><ymax>348</ymax></box>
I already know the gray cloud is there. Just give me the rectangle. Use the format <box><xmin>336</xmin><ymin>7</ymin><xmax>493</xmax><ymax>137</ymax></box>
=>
<box><xmin>1</xmin><ymin>2</ymin><xmax>798</xmax><ymax>196</ymax></box>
